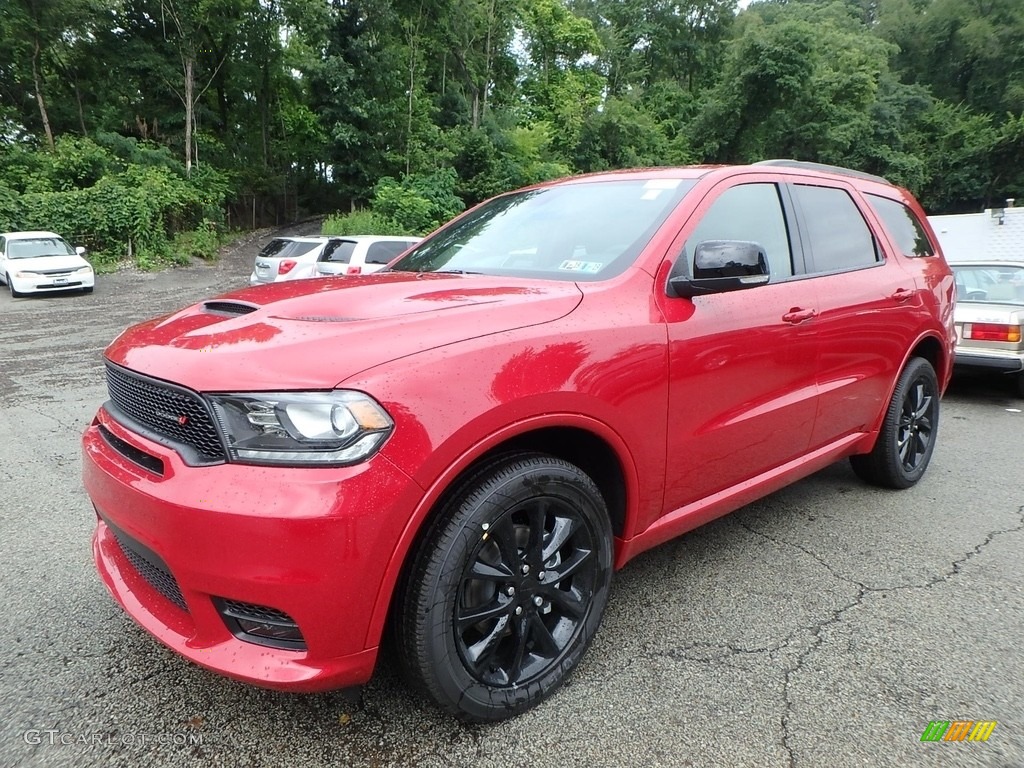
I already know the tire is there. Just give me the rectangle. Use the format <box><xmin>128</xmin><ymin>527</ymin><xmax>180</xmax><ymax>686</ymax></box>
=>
<box><xmin>395</xmin><ymin>453</ymin><xmax>613</xmax><ymax>722</ymax></box>
<box><xmin>851</xmin><ymin>357</ymin><xmax>939</xmax><ymax>489</ymax></box>
<box><xmin>1015</xmin><ymin>372</ymin><xmax>1024</xmax><ymax>399</ymax></box>
<box><xmin>7</xmin><ymin>274</ymin><xmax>23</xmax><ymax>298</ymax></box>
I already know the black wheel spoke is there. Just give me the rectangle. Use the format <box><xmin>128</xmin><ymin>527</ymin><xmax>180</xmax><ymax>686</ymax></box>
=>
<box><xmin>468</xmin><ymin>560</ymin><xmax>512</xmax><ymax>581</ymax></box>
<box><xmin>526</xmin><ymin>501</ymin><xmax>548</xmax><ymax>556</ymax></box>
<box><xmin>542</xmin><ymin>516</ymin><xmax>575</xmax><ymax>562</ymax></box>
<box><xmin>456</xmin><ymin>597</ymin><xmax>510</xmax><ymax>631</ymax></box>
<box><xmin>542</xmin><ymin>586</ymin><xmax>587</xmax><ymax>619</ymax></box>
<box><xmin>528</xmin><ymin>613</ymin><xmax>560</xmax><ymax>656</ymax></box>
<box><xmin>507</xmin><ymin>615</ymin><xmax>530</xmax><ymax>682</ymax></box>
<box><xmin>544</xmin><ymin>547</ymin><xmax>592</xmax><ymax>584</ymax></box>
<box><xmin>464</xmin><ymin>615</ymin><xmax>510</xmax><ymax>668</ymax></box>
<box><xmin>489</xmin><ymin>519</ymin><xmax>521</xmax><ymax>573</ymax></box>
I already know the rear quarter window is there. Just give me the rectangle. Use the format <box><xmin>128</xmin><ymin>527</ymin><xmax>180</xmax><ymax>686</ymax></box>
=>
<box><xmin>321</xmin><ymin>241</ymin><xmax>357</xmax><ymax>263</ymax></box>
<box><xmin>366</xmin><ymin>241</ymin><xmax>415</xmax><ymax>265</ymax></box>
<box><xmin>866</xmin><ymin>194</ymin><xmax>936</xmax><ymax>258</ymax></box>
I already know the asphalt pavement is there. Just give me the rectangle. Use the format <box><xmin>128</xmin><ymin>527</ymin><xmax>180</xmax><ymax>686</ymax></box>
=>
<box><xmin>1</xmin><ymin>235</ymin><xmax>1021</xmax><ymax>767</ymax></box>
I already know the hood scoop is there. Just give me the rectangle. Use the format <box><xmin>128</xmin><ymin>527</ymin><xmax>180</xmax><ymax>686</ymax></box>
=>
<box><xmin>203</xmin><ymin>300</ymin><xmax>259</xmax><ymax>317</ymax></box>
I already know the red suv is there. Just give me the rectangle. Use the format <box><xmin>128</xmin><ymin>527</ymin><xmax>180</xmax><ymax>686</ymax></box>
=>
<box><xmin>82</xmin><ymin>161</ymin><xmax>955</xmax><ymax>721</ymax></box>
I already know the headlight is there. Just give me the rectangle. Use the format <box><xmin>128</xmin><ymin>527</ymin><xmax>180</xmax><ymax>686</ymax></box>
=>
<box><xmin>74</xmin><ymin>265</ymin><xmax>93</xmax><ymax>274</ymax></box>
<box><xmin>208</xmin><ymin>391</ymin><xmax>393</xmax><ymax>466</ymax></box>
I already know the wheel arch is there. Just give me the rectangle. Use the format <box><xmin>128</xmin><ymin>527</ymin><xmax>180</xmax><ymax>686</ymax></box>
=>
<box><xmin>365</xmin><ymin>419</ymin><xmax>635</xmax><ymax>650</ymax></box>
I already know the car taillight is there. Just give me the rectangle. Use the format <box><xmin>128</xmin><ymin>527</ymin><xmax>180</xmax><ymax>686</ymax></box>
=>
<box><xmin>278</xmin><ymin>260</ymin><xmax>296</xmax><ymax>275</ymax></box>
<box><xmin>962</xmin><ymin>323</ymin><xmax>1022</xmax><ymax>342</ymax></box>
<box><xmin>345</xmin><ymin>266</ymin><xmax>362</xmax><ymax>275</ymax></box>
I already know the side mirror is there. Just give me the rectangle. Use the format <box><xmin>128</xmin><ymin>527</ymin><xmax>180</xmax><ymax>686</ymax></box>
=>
<box><xmin>75</xmin><ymin>246</ymin><xmax>87</xmax><ymax>256</ymax></box>
<box><xmin>668</xmin><ymin>240</ymin><xmax>770</xmax><ymax>298</ymax></box>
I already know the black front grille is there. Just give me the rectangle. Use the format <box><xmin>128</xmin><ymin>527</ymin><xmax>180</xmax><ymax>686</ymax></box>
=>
<box><xmin>106</xmin><ymin>520</ymin><xmax>187</xmax><ymax>612</ymax></box>
<box><xmin>104</xmin><ymin>363</ymin><xmax>225</xmax><ymax>461</ymax></box>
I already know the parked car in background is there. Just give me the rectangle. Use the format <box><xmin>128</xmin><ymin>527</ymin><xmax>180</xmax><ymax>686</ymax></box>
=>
<box><xmin>950</xmin><ymin>260</ymin><xmax>1024</xmax><ymax>396</ymax></box>
<box><xmin>0</xmin><ymin>231</ymin><xmax>94</xmax><ymax>297</ymax></box>
<box><xmin>249</xmin><ymin>236</ymin><xmax>329</xmax><ymax>285</ymax></box>
<box><xmin>83</xmin><ymin>161</ymin><xmax>954</xmax><ymax>723</ymax></box>
<box><xmin>315</xmin><ymin>236</ymin><xmax>420</xmax><ymax>277</ymax></box>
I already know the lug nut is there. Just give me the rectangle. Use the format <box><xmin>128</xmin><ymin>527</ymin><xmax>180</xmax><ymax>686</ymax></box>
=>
<box><xmin>514</xmin><ymin>606</ymin><xmax>523</xmax><ymax>616</ymax></box>
<box><xmin>505</xmin><ymin>586</ymin><xmax>516</xmax><ymax>597</ymax></box>
<box><xmin>538</xmin><ymin>571</ymin><xmax>546</xmax><ymax>580</ymax></box>
<box><xmin>533</xmin><ymin>596</ymin><xmax>543</xmax><ymax>607</ymax></box>
<box><xmin>521</xmin><ymin>564</ymin><xmax>530</xmax><ymax>575</ymax></box>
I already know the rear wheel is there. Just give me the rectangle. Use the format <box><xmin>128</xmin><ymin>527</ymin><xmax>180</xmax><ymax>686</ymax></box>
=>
<box><xmin>396</xmin><ymin>453</ymin><xmax>613</xmax><ymax>722</ymax></box>
<box><xmin>851</xmin><ymin>357</ymin><xmax>939</xmax><ymax>489</ymax></box>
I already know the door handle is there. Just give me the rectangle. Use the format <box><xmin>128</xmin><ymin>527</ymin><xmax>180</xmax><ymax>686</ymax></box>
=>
<box><xmin>891</xmin><ymin>287</ymin><xmax>913</xmax><ymax>302</ymax></box>
<box><xmin>782</xmin><ymin>308</ymin><xmax>817</xmax><ymax>324</ymax></box>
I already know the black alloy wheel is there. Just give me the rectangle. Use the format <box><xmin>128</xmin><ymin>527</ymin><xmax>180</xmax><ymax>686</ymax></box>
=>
<box><xmin>851</xmin><ymin>356</ymin><xmax>939</xmax><ymax>489</ymax></box>
<box><xmin>396</xmin><ymin>453</ymin><xmax>613</xmax><ymax>721</ymax></box>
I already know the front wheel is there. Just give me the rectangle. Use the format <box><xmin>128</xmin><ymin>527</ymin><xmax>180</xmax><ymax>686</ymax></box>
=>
<box><xmin>396</xmin><ymin>453</ymin><xmax>613</xmax><ymax>722</ymax></box>
<box><xmin>6</xmin><ymin>274</ymin><xmax>23</xmax><ymax>298</ymax></box>
<box><xmin>851</xmin><ymin>357</ymin><xmax>939</xmax><ymax>489</ymax></box>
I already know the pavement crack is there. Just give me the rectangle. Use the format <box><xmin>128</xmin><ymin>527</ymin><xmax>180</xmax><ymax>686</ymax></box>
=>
<box><xmin>741</xmin><ymin>504</ymin><xmax>1024</xmax><ymax>767</ymax></box>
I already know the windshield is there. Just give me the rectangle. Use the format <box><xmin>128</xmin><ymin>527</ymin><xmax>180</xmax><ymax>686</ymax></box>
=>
<box><xmin>390</xmin><ymin>179</ymin><xmax>697</xmax><ymax>281</ymax></box>
<box><xmin>954</xmin><ymin>265</ymin><xmax>1024</xmax><ymax>304</ymax></box>
<box><xmin>8</xmin><ymin>237</ymin><xmax>75</xmax><ymax>259</ymax></box>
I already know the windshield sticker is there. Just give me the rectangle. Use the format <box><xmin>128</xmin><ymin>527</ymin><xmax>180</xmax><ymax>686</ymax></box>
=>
<box><xmin>641</xmin><ymin>190</ymin><xmax>663</xmax><ymax>200</ymax></box>
<box><xmin>558</xmin><ymin>260</ymin><xmax>603</xmax><ymax>273</ymax></box>
<box><xmin>643</xmin><ymin>179</ymin><xmax>682</xmax><ymax>190</ymax></box>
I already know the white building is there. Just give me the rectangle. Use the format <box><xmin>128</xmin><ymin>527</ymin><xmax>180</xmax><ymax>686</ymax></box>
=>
<box><xmin>928</xmin><ymin>201</ymin><xmax>1024</xmax><ymax>262</ymax></box>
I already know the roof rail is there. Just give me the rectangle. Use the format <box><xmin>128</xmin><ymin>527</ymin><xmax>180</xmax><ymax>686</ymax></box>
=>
<box><xmin>754</xmin><ymin>159</ymin><xmax>890</xmax><ymax>185</ymax></box>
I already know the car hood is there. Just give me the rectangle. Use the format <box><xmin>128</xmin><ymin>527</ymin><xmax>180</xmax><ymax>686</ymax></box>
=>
<box><xmin>10</xmin><ymin>255</ymin><xmax>89</xmax><ymax>272</ymax></box>
<box><xmin>105</xmin><ymin>272</ymin><xmax>583</xmax><ymax>391</ymax></box>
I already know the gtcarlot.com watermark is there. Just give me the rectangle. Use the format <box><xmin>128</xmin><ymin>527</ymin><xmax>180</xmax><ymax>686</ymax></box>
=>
<box><xmin>23</xmin><ymin>729</ymin><xmax>203</xmax><ymax>748</ymax></box>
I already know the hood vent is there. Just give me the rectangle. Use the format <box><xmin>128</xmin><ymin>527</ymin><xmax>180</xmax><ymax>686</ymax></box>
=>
<box><xmin>203</xmin><ymin>300</ymin><xmax>259</xmax><ymax>317</ymax></box>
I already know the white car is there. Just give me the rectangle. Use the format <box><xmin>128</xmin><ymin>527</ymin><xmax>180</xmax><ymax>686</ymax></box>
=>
<box><xmin>249</xmin><ymin>236</ymin><xmax>329</xmax><ymax>285</ymax></box>
<box><xmin>0</xmin><ymin>231</ymin><xmax>95</xmax><ymax>297</ymax></box>
<box><xmin>314</xmin><ymin>236</ymin><xmax>420</xmax><ymax>277</ymax></box>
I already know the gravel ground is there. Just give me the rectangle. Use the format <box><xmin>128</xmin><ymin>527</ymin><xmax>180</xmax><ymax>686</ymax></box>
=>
<box><xmin>0</xmin><ymin>230</ymin><xmax>1021</xmax><ymax>767</ymax></box>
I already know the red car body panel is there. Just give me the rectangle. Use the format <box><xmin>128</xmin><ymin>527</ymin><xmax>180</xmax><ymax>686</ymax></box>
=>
<box><xmin>82</xmin><ymin>164</ymin><xmax>955</xmax><ymax>692</ymax></box>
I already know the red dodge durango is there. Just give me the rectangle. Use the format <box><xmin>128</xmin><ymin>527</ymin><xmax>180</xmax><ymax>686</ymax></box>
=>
<box><xmin>82</xmin><ymin>161</ymin><xmax>956</xmax><ymax>721</ymax></box>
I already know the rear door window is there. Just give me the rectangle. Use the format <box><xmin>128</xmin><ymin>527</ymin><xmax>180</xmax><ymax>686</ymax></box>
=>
<box><xmin>792</xmin><ymin>185</ymin><xmax>879</xmax><ymax>273</ymax></box>
<box><xmin>865</xmin><ymin>194</ymin><xmax>936</xmax><ymax>258</ymax></box>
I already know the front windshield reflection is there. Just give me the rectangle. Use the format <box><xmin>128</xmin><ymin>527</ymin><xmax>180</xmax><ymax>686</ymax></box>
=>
<box><xmin>391</xmin><ymin>179</ymin><xmax>696</xmax><ymax>282</ymax></box>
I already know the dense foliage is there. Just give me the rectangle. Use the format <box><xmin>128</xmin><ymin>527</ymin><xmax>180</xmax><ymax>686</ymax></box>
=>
<box><xmin>2</xmin><ymin>0</ymin><xmax>1022</xmax><ymax>266</ymax></box>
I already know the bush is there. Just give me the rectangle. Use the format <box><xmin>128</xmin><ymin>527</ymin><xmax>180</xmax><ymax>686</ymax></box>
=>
<box><xmin>321</xmin><ymin>210</ymin><xmax>412</xmax><ymax>236</ymax></box>
<box><xmin>370</xmin><ymin>169</ymin><xmax>465</xmax><ymax>234</ymax></box>
<box><xmin>0</xmin><ymin>137</ymin><xmax>230</xmax><ymax>269</ymax></box>
<box><xmin>171</xmin><ymin>221</ymin><xmax>227</xmax><ymax>262</ymax></box>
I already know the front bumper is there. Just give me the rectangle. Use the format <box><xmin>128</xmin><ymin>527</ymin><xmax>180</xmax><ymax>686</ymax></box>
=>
<box><xmin>83</xmin><ymin>406</ymin><xmax>421</xmax><ymax>691</ymax></box>
<box><xmin>12</xmin><ymin>272</ymin><xmax>94</xmax><ymax>293</ymax></box>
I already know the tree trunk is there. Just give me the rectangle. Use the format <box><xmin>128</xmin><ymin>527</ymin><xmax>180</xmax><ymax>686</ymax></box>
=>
<box><xmin>31</xmin><ymin>40</ymin><xmax>55</xmax><ymax>151</ymax></box>
<box><xmin>184</xmin><ymin>55</ymin><xmax>194</xmax><ymax>176</ymax></box>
